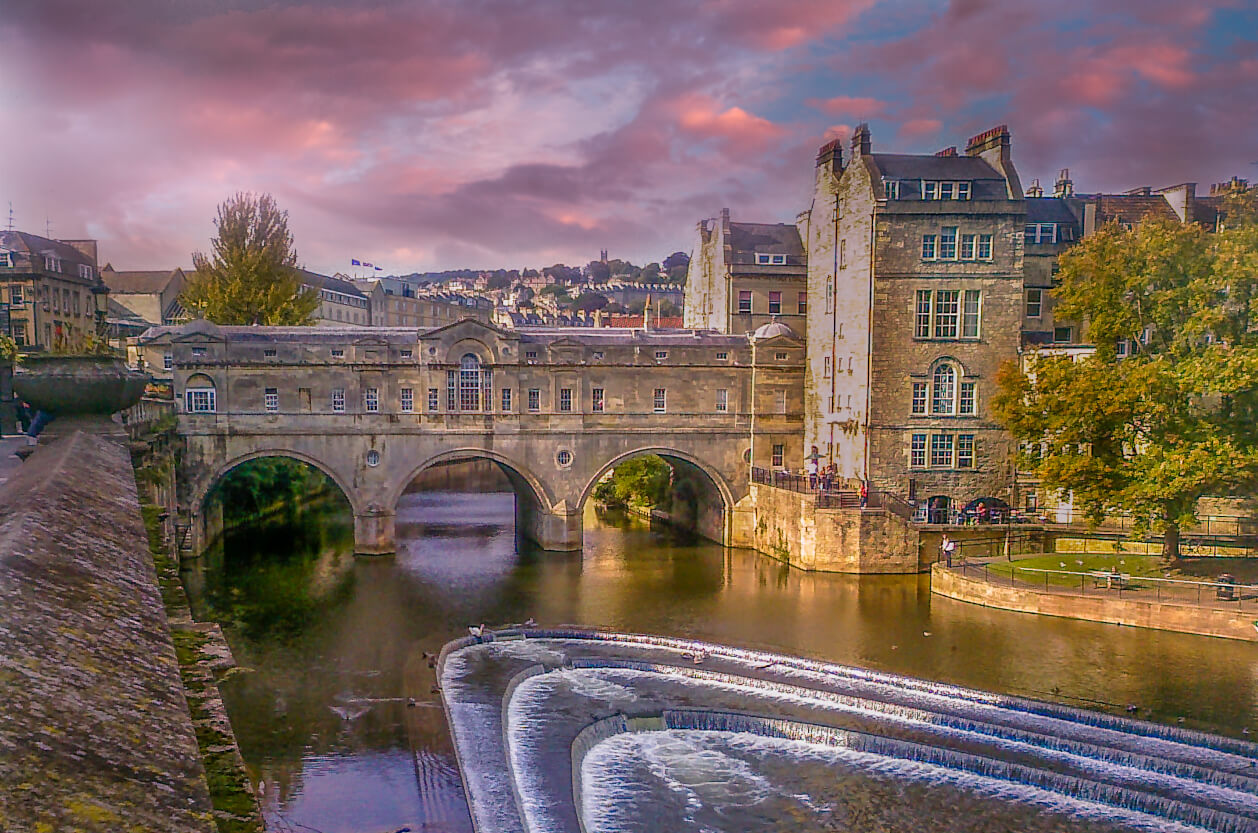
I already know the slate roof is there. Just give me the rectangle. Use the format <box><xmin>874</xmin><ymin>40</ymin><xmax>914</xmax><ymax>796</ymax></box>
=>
<box><xmin>0</xmin><ymin>230</ymin><xmax>96</xmax><ymax>270</ymax></box>
<box><xmin>1090</xmin><ymin>194</ymin><xmax>1179</xmax><ymax>225</ymax></box>
<box><xmin>726</xmin><ymin>222</ymin><xmax>807</xmax><ymax>273</ymax></box>
<box><xmin>298</xmin><ymin>268</ymin><xmax>367</xmax><ymax>298</ymax></box>
<box><xmin>870</xmin><ymin>153</ymin><xmax>1003</xmax><ymax>182</ymax></box>
<box><xmin>101</xmin><ymin>266</ymin><xmax>181</xmax><ymax>294</ymax></box>
<box><xmin>1025</xmin><ymin>197</ymin><xmax>1079</xmax><ymax>225</ymax></box>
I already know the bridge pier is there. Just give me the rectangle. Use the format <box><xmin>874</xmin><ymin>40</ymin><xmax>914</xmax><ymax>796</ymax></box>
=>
<box><xmin>518</xmin><ymin>500</ymin><xmax>583</xmax><ymax>552</ymax></box>
<box><xmin>354</xmin><ymin>508</ymin><xmax>396</xmax><ymax>556</ymax></box>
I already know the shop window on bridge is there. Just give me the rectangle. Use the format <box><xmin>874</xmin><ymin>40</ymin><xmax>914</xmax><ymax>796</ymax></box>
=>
<box><xmin>185</xmin><ymin>375</ymin><xmax>216</xmax><ymax>413</ymax></box>
<box><xmin>264</xmin><ymin>388</ymin><xmax>279</xmax><ymax>412</ymax></box>
<box><xmin>528</xmin><ymin>388</ymin><xmax>540</xmax><ymax>411</ymax></box>
<box><xmin>559</xmin><ymin>388</ymin><xmax>573</xmax><ymax>412</ymax></box>
<box><xmin>771</xmin><ymin>444</ymin><xmax>784</xmax><ymax>468</ymax></box>
<box><xmin>428</xmin><ymin>388</ymin><xmax>439</xmax><ymax>411</ymax></box>
<box><xmin>401</xmin><ymin>387</ymin><xmax>414</xmax><ymax>413</ymax></box>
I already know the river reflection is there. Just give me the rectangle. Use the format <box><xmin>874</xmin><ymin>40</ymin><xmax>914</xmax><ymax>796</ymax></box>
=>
<box><xmin>184</xmin><ymin>488</ymin><xmax>1258</xmax><ymax>833</ymax></box>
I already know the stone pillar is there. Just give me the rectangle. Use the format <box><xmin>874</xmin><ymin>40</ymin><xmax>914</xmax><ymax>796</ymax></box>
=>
<box><xmin>354</xmin><ymin>507</ymin><xmax>396</xmax><ymax>555</ymax></box>
<box><xmin>517</xmin><ymin>499</ymin><xmax>582</xmax><ymax>552</ymax></box>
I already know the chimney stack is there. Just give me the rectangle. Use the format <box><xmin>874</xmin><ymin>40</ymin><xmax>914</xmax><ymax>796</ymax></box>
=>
<box><xmin>815</xmin><ymin>138</ymin><xmax>843</xmax><ymax>170</ymax></box>
<box><xmin>934</xmin><ymin>146</ymin><xmax>958</xmax><ymax>157</ymax></box>
<box><xmin>850</xmin><ymin>123</ymin><xmax>871</xmax><ymax>158</ymax></box>
<box><xmin>1054</xmin><ymin>169</ymin><xmax>1074</xmax><ymax>198</ymax></box>
<box><xmin>965</xmin><ymin>124</ymin><xmax>1021</xmax><ymax>198</ymax></box>
<box><xmin>1026</xmin><ymin>179</ymin><xmax>1043</xmax><ymax>198</ymax></box>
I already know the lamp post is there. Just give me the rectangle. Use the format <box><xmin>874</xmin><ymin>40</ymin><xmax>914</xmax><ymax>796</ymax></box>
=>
<box><xmin>91</xmin><ymin>281</ymin><xmax>109</xmax><ymax>339</ymax></box>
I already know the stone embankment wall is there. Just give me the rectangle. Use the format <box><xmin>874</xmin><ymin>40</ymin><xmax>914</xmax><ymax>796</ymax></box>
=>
<box><xmin>932</xmin><ymin>564</ymin><xmax>1258</xmax><ymax>642</ymax></box>
<box><xmin>745</xmin><ymin>483</ymin><xmax>923</xmax><ymax>572</ymax></box>
<box><xmin>0</xmin><ymin>419</ymin><xmax>217</xmax><ymax>831</ymax></box>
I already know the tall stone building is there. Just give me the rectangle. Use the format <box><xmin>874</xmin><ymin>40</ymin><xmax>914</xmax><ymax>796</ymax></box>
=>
<box><xmin>801</xmin><ymin>124</ymin><xmax>1026</xmax><ymax>519</ymax></box>
<box><xmin>683</xmin><ymin>208</ymin><xmax>808</xmax><ymax>337</ymax></box>
<box><xmin>0</xmin><ymin>230</ymin><xmax>103</xmax><ymax>349</ymax></box>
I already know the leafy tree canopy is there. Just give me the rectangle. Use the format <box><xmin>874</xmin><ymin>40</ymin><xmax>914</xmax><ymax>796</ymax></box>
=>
<box><xmin>994</xmin><ymin>194</ymin><xmax>1258</xmax><ymax>559</ymax></box>
<box><xmin>585</xmin><ymin>260</ymin><xmax>611</xmax><ymax>283</ymax></box>
<box><xmin>573</xmin><ymin>291</ymin><xmax>609</xmax><ymax>312</ymax></box>
<box><xmin>183</xmin><ymin>192</ymin><xmax>319</xmax><ymax>325</ymax></box>
<box><xmin>592</xmin><ymin>455</ymin><xmax>671</xmax><ymax>508</ymax></box>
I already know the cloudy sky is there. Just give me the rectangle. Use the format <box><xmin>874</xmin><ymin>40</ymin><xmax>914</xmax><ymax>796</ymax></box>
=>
<box><xmin>1</xmin><ymin>0</ymin><xmax>1255</xmax><ymax>275</ymax></box>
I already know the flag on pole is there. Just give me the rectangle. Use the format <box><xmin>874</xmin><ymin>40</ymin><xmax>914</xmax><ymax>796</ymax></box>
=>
<box><xmin>363</xmin><ymin>262</ymin><xmax>373</xmax><ymax>268</ymax></box>
<box><xmin>374</xmin><ymin>265</ymin><xmax>383</xmax><ymax>271</ymax></box>
<box><xmin>351</xmin><ymin>259</ymin><xmax>361</xmax><ymax>266</ymax></box>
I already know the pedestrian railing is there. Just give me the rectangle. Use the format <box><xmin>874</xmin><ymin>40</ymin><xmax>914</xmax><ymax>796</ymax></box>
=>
<box><xmin>949</xmin><ymin>561</ymin><xmax>1258</xmax><ymax>613</ymax></box>
<box><xmin>750</xmin><ymin>466</ymin><xmax>916</xmax><ymax>521</ymax></box>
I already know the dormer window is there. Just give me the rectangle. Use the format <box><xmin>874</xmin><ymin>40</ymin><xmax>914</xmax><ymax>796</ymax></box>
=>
<box><xmin>1025</xmin><ymin>223</ymin><xmax>1058</xmax><ymax>244</ymax></box>
<box><xmin>78</xmin><ymin>264</ymin><xmax>94</xmax><ymax>280</ymax></box>
<box><xmin>883</xmin><ymin>179</ymin><xmax>901</xmax><ymax>200</ymax></box>
<box><xmin>755</xmin><ymin>253</ymin><xmax>787</xmax><ymax>266</ymax></box>
<box><xmin>922</xmin><ymin>181</ymin><xmax>972</xmax><ymax>200</ymax></box>
<box><xmin>44</xmin><ymin>255</ymin><xmax>62</xmax><ymax>272</ymax></box>
<box><xmin>0</xmin><ymin>252</ymin><xmax>11</xmax><ymax>268</ymax></box>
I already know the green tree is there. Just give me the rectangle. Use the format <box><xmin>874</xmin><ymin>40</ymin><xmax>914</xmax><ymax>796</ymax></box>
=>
<box><xmin>573</xmin><ymin>291</ymin><xmax>609</xmax><ymax>313</ymax></box>
<box><xmin>592</xmin><ymin>455</ymin><xmax>672</xmax><ymax>508</ymax></box>
<box><xmin>183</xmin><ymin>192</ymin><xmax>319</xmax><ymax>325</ymax></box>
<box><xmin>994</xmin><ymin>202</ymin><xmax>1258</xmax><ymax>560</ymax></box>
<box><xmin>585</xmin><ymin>260</ymin><xmax>611</xmax><ymax>283</ymax></box>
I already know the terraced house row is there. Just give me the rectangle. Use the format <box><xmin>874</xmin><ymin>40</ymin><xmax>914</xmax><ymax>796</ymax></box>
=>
<box><xmin>686</xmin><ymin>123</ymin><xmax>1245</xmax><ymax>520</ymax></box>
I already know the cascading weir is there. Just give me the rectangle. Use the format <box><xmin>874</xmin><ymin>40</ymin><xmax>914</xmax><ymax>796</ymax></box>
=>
<box><xmin>438</xmin><ymin>630</ymin><xmax>1258</xmax><ymax>833</ymax></box>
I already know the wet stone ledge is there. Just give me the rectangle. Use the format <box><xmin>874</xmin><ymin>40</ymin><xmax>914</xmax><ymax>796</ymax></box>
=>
<box><xmin>0</xmin><ymin>419</ymin><xmax>216</xmax><ymax>832</ymax></box>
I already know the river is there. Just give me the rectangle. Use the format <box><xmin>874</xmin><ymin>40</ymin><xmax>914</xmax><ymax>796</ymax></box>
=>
<box><xmin>183</xmin><ymin>484</ymin><xmax>1258</xmax><ymax>833</ymax></box>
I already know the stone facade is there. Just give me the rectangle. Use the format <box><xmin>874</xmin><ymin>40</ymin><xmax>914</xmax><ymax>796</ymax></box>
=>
<box><xmin>0</xmin><ymin>230</ymin><xmax>101</xmax><ymax>349</ymax></box>
<box><xmin>802</xmin><ymin>125</ymin><xmax>1025</xmax><ymax>516</ymax></box>
<box><xmin>143</xmin><ymin>317</ymin><xmax>804</xmax><ymax>554</ymax></box>
<box><xmin>684</xmin><ymin>208</ymin><xmax>808</xmax><ymax>336</ymax></box>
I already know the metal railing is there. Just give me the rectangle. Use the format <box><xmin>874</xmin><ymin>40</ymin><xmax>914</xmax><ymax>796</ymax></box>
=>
<box><xmin>751</xmin><ymin>467</ymin><xmax>916</xmax><ymax>521</ymax></box>
<box><xmin>950</xmin><ymin>562</ymin><xmax>1258</xmax><ymax>613</ymax></box>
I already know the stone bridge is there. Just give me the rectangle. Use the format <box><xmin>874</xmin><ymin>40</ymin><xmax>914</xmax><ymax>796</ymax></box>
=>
<box><xmin>141</xmin><ymin>318</ymin><xmax>805</xmax><ymax>554</ymax></box>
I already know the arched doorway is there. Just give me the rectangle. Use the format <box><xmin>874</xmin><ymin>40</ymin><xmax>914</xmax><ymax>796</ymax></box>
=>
<box><xmin>926</xmin><ymin>495</ymin><xmax>952</xmax><ymax>525</ymax></box>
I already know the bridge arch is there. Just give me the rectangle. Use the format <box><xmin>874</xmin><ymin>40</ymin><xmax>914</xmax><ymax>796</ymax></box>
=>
<box><xmin>194</xmin><ymin>449</ymin><xmax>363</xmax><ymax>518</ymax></box>
<box><xmin>389</xmin><ymin>447</ymin><xmax>555</xmax><ymax>511</ymax></box>
<box><xmin>390</xmin><ymin>447</ymin><xmax>579</xmax><ymax>551</ymax></box>
<box><xmin>579</xmin><ymin>446</ymin><xmax>736</xmax><ymax>544</ymax></box>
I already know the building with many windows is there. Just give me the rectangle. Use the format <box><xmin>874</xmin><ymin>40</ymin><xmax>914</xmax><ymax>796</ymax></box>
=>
<box><xmin>0</xmin><ymin>230</ymin><xmax>103</xmax><ymax>350</ymax></box>
<box><xmin>302</xmin><ymin>269</ymin><xmax>371</xmax><ymax>326</ymax></box>
<box><xmin>683</xmin><ymin>208</ymin><xmax>808</xmax><ymax>336</ymax></box>
<box><xmin>799</xmin><ymin>124</ymin><xmax>1026</xmax><ymax>518</ymax></box>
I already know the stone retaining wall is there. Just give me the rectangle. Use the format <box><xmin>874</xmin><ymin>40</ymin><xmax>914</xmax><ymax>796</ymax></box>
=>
<box><xmin>0</xmin><ymin>419</ymin><xmax>217</xmax><ymax>831</ymax></box>
<box><xmin>931</xmin><ymin>564</ymin><xmax>1258</xmax><ymax>642</ymax></box>
<box><xmin>747</xmin><ymin>483</ymin><xmax>923</xmax><ymax>572</ymax></box>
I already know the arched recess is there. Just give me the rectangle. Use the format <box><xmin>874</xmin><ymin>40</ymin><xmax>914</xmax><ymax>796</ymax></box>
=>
<box><xmin>194</xmin><ymin>449</ymin><xmax>363</xmax><ymax>518</ymax></box>
<box><xmin>579</xmin><ymin>446</ymin><xmax>735</xmax><ymax>544</ymax></box>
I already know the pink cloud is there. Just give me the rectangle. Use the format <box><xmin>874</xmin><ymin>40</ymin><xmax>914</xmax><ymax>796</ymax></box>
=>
<box><xmin>898</xmin><ymin>118</ymin><xmax>943</xmax><ymax>140</ymax></box>
<box><xmin>806</xmin><ymin>95</ymin><xmax>886</xmax><ymax>118</ymax></box>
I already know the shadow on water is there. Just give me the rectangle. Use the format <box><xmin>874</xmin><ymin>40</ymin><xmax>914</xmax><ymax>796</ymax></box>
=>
<box><xmin>183</xmin><ymin>483</ymin><xmax>1258</xmax><ymax>833</ymax></box>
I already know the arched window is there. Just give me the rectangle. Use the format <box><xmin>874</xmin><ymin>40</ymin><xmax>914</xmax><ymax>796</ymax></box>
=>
<box><xmin>931</xmin><ymin>364</ymin><xmax>956</xmax><ymax>414</ymax></box>
<box><xmin>184</xmin><ymin>373</ymin><xmax>217</xmax><ymax>414</ymax></box>
<box><xmin>458</xmin><ymin>353</ymin><xmax>481</xmax><ymax>411</ymax></box>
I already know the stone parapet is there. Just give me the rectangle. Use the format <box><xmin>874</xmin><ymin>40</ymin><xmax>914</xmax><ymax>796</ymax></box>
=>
<box><xmin>0</xmin><ymin>419</ymin><xmax>215</xmax><ymax>831</ymax></box>
<box><xmin>931</xmin><ymin>564</ymin><xmax>1258</xmax><ymax>642</ymax></box>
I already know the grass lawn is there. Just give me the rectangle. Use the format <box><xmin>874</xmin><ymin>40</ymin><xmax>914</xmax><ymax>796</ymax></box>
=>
<box><xmin>982</xmin><ymin>554</ymin><xmax>1170</xmax><ymax>588</ymax></box>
